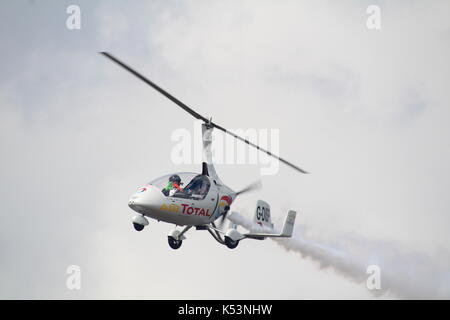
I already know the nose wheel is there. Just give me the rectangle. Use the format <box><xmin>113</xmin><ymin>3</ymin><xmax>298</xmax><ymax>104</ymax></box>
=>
<box><xmin>168</xmin><ymin>236</ymin><xmax>183</xmax><ymax>249</ymax></box>
<box><xmin>133</xmin><ymin>223</ymin><xmax>145</xmax><ymax>231</ymax></box>
<box><xmin>132</xmin><ymin>215</ymin><xmax>148</xmax><ymax>231</ymax></box>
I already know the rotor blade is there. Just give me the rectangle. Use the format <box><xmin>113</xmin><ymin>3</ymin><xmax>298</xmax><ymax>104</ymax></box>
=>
<box><xmin>211</xmin><ymin>122</ymin><xmax>309</xmax><ymax>174</ymax></box>
<box><xmin>100</xmin><ymin>52</ymin><xmax>209</xmax><ymax>122</ymax></box>
<box><xmin>236</xmin><ymin>180</ymin><xmax>262</xmax><ymax>196</ymax></box>
<box><xmin>101</xmin><ymin>52</ymin><xmax>309</xmax><ymax>174</ymax></box>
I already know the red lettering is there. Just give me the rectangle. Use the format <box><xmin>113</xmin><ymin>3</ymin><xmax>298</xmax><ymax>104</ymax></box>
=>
<box><xmin>180</xmin><ymin>205</ymin><xmax>211</xmax><ymax>217</ymax></box>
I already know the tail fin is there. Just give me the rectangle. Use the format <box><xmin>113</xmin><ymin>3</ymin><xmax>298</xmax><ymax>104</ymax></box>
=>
<box><xmin>253</xmin><ymin>200</ymin><xmax>274</xmax><ymax>229</ymax></box>
<box><xmin>279</xmin><ymin>210</ymin><xmax>296</xmax><ymax>237</ymax></box>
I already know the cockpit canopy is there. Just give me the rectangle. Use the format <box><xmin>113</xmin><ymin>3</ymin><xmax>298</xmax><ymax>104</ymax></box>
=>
<box><xmin>149</xmin><ymin>172</ymin><xmax>211</xmax><ymax>200</ymax></box>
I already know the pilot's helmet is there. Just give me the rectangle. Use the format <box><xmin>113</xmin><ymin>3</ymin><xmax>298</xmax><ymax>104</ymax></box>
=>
<box><xmin>169</xmin><ymin>174</ymin><xmax>181</xmax><ymax>184</ymax></box>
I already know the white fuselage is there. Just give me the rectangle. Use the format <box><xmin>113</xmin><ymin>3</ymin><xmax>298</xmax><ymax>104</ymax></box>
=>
<box><xmin>128</xmin><ymin>178</ymin><xmax>235</xmax><ymax>226</ymax></box>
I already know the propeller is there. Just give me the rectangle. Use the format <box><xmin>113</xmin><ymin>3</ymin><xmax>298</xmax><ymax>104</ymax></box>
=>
<box><xmin>100</xmin><ymin>52</ymin><xmax>309</xmax><ymax>174</ymax></box>
<box><xmin>236</xmin><ymin>180</ymin><xmax>262</xmax><ymax>196</ymax></box>
<box><xmin>218</xmin><ymin>180</ymin><xmax>262</xmax><ymax>228</ymax></box>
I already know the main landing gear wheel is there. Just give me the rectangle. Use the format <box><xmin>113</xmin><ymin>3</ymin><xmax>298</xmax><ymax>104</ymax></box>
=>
<box><xmin>168</xmin><ymin>236</ymin><xmax>183</xmax><ymax>249</ymax></box>
<box><xmin>133</xmin><ymin>223</ymin><xmax>144</xmax><ymax>231</ymax></box>
<box><xmin>224</xmin><ymin>236</ymin><xmax>239</xmax><ymax>249</ymax></box>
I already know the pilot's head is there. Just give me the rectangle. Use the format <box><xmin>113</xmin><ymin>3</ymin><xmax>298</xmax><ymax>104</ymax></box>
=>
<box><xmin>169</xmin><ymin>174</ymin><xmax>181</xmax><ymax>185</ymax></box>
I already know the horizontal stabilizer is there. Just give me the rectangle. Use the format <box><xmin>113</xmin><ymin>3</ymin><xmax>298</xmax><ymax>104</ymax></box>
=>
<box><xmin>244</xmin><ymin>210</ymin><xmax>297</xmax><ymax>239</ymax></box>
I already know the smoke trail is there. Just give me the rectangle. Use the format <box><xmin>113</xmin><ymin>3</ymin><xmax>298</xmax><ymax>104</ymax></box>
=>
<box><xmin>228</xmin><ymin>212</ymin><xmax>450</xmax><ymax>299</ymax></box>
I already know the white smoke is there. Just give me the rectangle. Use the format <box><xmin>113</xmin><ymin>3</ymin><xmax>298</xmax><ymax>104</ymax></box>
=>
<box><xmin>228</xmin><ymin>212</ymin><xmax>450</xmax><ymax>299</ymax></box>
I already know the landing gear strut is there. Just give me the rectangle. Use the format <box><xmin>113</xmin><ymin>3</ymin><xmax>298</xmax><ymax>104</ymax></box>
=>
<box><xmin>168</xmin><ymin>236</ymin><xmax>183</xmax><ymax>249</ymax></box>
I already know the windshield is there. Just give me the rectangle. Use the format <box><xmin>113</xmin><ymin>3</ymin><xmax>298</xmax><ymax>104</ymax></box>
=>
<box><xmin>148</xmin><ymin>172</ymin><xmax>211</xmax><ymax>200</ymax></box>
<box><xmin>172</xmin><ymin>175</ymin><xmax>211</xmax><ymax>200</ymax></box>
<box><xmin>149</xmin><ymin>172</ymin><xmax>197</xmax><ymax>190</ymax></box>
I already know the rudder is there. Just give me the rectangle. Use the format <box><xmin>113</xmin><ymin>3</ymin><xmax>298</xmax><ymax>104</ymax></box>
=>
<box><xmin>254</xmin><ymin>200</ymin><xmax>274</xmax><ymax>229</ymax></box>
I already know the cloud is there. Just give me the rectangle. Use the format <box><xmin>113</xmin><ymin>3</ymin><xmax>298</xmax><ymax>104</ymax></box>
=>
<box><xmin>0</xmin><ymin>0</ymin><xmax>449</xmax><ymax>299</ymax></box>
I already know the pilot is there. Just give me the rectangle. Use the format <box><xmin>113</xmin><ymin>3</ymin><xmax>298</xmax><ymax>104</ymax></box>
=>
<box><xmin>162</xmin><ymin>174</ymin><xmax>182</xmax><ymax>196</ymax></box>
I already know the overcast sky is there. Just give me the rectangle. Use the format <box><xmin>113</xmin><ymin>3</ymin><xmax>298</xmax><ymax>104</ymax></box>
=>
<box><xmin>1</xmin><ymin>0</ymin><xmax>450</xmax><ymax>299</ymax></box>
